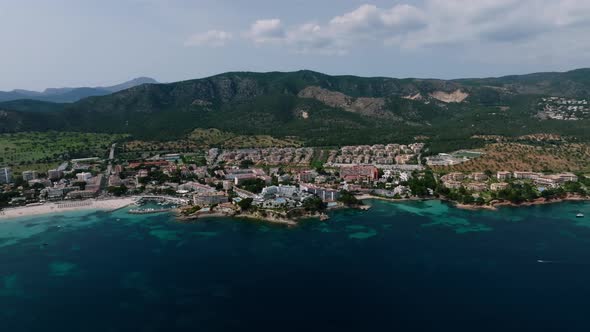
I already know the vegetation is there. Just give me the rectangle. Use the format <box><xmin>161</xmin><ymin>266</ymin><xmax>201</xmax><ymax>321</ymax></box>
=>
<box><xmin>181</xmin><ymin>205</ymin><xmax>202</xmax><ymax>216</ymax></box>
<box><xmin>302</xmin><ymin>196</ymin><xmax>327</xmax><ymax>212</ymax></box>
<box><xmin>237</xmin><ymin>179</ymin><xmax>266</xmax><ymax>194</ymax></box>
<box><xmin>2</xmin><ymin>69</ymin><xmax>590</xmax><ymax>148</ymax></box>
<box><xmin>0</xmin><ymin>132</ymin><xmax>127</xmax><ymax>172</ymax></box>
<box><xmin>338</xmin><ymin>190</ymin><xmax>362</xmax><ymax>206</ymax></box>
<box><xmin>493</xmin><ymin>183</ymin><xmax>540</xmax><ymax>204</ymax></box>
<box><xmin>108</xmin><ymin>185</ymin><xmax>128</xmax><ymax>196</ymax></box>
<box><xmin>0</xmin><ymin>191</ymin><xmax>20</xmax><ymax>208</ymax></box>
<box><xmin>406</xmin><ymin>170</ymin><xmax>438</xmax><ymax>197</ymax></box>
<box><xmin>239</xmin><ymin>160</ymin><xmax>254</xmax><ymax>169</ymax></box>
<box><xmin>434</xmin><ymin>142</ymin><xmax>590</xmax><ymax>173</ymax></box>
<box><xmin>237</xmin><ymin>198</ymin><xmax>254</xmax><ymax>211</ymax></box>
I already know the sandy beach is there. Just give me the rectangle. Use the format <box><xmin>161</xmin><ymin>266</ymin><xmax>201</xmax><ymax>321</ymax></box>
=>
<box><xmin>0</xmin><ymin>197</ymin><xmax>137</xmax><ymax>220</ymax></box>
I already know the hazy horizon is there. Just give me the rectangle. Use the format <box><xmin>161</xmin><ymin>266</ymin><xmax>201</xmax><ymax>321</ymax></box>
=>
<box><xmin>1</xmin><ymin>0</ymin><xmax>589</xmax><ymax>90</ymax></box>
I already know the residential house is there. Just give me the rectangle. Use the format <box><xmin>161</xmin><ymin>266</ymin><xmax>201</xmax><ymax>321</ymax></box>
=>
<box><xmin>441</xmin><ymin>172</ymin><xmax>465</xmax><ymax>182</ymax></box>
<box><xmin>467</xmin><ymin>182</ymin><xmax>488</xmax><ymax>192</ymax></box>
<box><xmin>513</xmin><ymin>171</ymin><xmax>541</xmax><ymax>180</ymax></box>
<box><xmin>48</xmin><ymin>169</ymin><xmax>64</xmax><ymax>180</ymax></box>
<box><xmin>470</xmin><ymin>172</ymin><xmax>488</xmax><ymax>181</ymax></box>
<box><xmin>76</xmin><ymin>172</ymin><xmax>93</xmax><ymax>182</ymax></box>
<box><xmin>443</xmin><ymin>180</ymin><xmax>463</xmax><ymax>189</ymax></box>
<box><xmin>22</xmin><ymin>170</ymin><xmax>38</xmax><ymax>181</ymax></box>
<box><xmin>490</xmin><ymin>182</ymin><xmax>509</xmax><ymax>191</ymax></box>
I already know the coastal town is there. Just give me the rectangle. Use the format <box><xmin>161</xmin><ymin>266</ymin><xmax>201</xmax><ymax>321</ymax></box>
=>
<box><xmin>1</xmin><ymin>141</ymin><xmax>589</xmax><ymax>223</ymax></box>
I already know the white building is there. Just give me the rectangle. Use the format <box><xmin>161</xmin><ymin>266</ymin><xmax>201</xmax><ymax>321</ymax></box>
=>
<box><xmin>0</xmin><ymin>167</ymin><xmax>12</xmax><ymax>184</ymax></box>
<box><xmin>76</xmin><ymin>172</ymin><xmax>93</xmax><ymax>182</ymax></box>
<box><xmin>261</xmin><ymin>185</ymin><xmax>299</xmax><ymax>198</ymax></box>
<box><xmin>22</xmin><ymin>170</ymin><xmax>38</xmax><ymax>181</ymax></box>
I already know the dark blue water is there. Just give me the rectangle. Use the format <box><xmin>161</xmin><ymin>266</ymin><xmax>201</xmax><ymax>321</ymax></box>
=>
<box><xmin>1</xmin><ymin>200</ymin><xmax>590</xmax><ymax>331</ymax></box>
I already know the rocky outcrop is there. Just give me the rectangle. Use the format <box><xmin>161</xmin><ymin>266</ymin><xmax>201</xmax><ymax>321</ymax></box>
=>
<box><xmin>402</xmin><ymin>93</ymin><xmax>423</xmax><ymax>101</ymax></box>
<box><xmin>191</xmin><ymin>99</ymin><xmax>212</xmax><ymax>107</ymax></box>
<box><xmin>298</xmin><ymin>86</ymin><xmax>351</xmax><ymax>108</ymax></box>
<box><xmin>429</xmin><ymin>90</ymin><xmax>469</xmax><ymax>103</ymax></box>
<box><xmin>298</xmin><ymin>86</ymin><xmax>393</xmax><ymax>118</ymax></box>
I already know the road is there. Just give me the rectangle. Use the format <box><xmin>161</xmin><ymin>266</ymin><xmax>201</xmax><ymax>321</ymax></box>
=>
<box><xmin>109</xmin><ymin>143</ymin><xmax>116</xmax><ymax>160</ymax></box>
<box><xmin>106</xmin><ymin>143</ymin><xmax>116</xmax><ymax>175</ymax></box>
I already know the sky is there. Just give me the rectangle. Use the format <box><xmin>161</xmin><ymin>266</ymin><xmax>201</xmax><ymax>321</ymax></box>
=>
<box><xmin>1</xmin><ymin>0</ymin><xmax>589</xmax><ymax>90</ymax></box>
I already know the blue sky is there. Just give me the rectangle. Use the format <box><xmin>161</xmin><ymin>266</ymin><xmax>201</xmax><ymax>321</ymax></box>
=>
<box><xmin>1</xmin><ymin>0</ymin><xmax>589</xmax><ymax>90</ymax></box>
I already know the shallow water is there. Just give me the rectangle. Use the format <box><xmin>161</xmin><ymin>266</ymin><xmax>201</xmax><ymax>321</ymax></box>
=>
<box><xmin>1</xmin><ymin>200</ymin><xmax>590</xmax><ymax>331</ymax></box>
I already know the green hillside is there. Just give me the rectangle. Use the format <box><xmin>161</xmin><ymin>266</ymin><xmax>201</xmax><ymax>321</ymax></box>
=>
<box><xmin>1</xmin><ymin>69</ymin><xmax>590</xmax><ymax>147</ymax></box>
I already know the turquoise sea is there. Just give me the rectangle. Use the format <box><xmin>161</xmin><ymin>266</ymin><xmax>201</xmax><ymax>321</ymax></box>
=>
<box><xmin>1</xmin><ymin>200</ymin><xmax>590</xmax><ymax>331</ymax></box>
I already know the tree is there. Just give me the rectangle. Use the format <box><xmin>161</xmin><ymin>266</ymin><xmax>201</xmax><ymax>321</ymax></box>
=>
<box><xmin>13</xmin><ymin>176</ymin><xmax>28</xmax><ymax>188</ymax></box>
<box><xmin>238</xmin><ymin>179</ymin><xmax>265</xmax><ymax>194</ymax></box>
<box><xmin>31</xmin><ymin>182</ymin><xmax>45</xmax><ymax>190</ymax></box>
<box><xmin>475</xmin><ymin>196</ymin><xmax>485</xmax><ymax>205</ymax></box>
<box><xmin>303</xmin><ymin>196</ymin><xmax>326</xmax><ymax>212</ymax></box>
<box><xmin>338</xmin><ymin>190</ymin><xmax>361</xmax><ymax>206</ymax></box>
<box><xmin>239</xmin><ymin>160</ymin><xmax>254</xmax><ymax>169</ymax></box>
<box><xmin>108</xmin><ymin>185</ymin><xmax>128</xmax><ymax>197</ymax></box>
<box><xmin>73</xmin><ymin>181</ymin><xmax>86</xmax><ymax>190</ymax></box>
<box><xmin>237</xmin><ymin>198</ymin><xmax>253</xmax><ymax>211</ymax></box>
<box><xmin>407</xmin><ymin>170</ymin><xmax>436</xmax><ymax>197</ymax></box>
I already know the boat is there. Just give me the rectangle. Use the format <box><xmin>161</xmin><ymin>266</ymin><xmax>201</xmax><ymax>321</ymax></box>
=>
<box><xmin>576</xmin><ymin>213</ymin><xmax>584</xmax><ymax>218</ymax></box>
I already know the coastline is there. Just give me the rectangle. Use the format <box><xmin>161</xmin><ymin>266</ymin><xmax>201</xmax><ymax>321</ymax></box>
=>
<box><xmin>236</xmin><ymin>212</ymin><xmax>299</xmax><ymax>226</ymax></box>
<box><xmin>0</xmin><ymin>197</ymin><xmax>136</xmax><ymax>221</ymax></box>
<box><xmin>176</xmin><ymin>207</ymin><xmax>332</xmax><ymax>226</ymax></box>
<box><xmin>453</xmin><ymin>194</ymin><xmax>589</xmax><ymax>211</ymax></box>
<box><xmin>179</xmin><ymin>209</ymin><xmax>308</xmax><ymax>226</ymax></box>
<box><xmin>357</xmin><ymin>193</ymin><xmax>589</xmax><ymax>211</ymax></box>
<box><xmin>355</xmin><ymin>194</ymin><xmax>426</xmax><ymax>203</ymax></box>
<box><xmin>1</xmin><ymin>193</ymin><xmax>586</xmax><ymax>223</ymax></box>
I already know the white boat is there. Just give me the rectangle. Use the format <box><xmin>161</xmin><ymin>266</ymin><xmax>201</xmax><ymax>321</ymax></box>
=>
<box><xmin>576</xmin><ymin>213</ymin><xmax>584</xmax><ymax>218</ymax></box>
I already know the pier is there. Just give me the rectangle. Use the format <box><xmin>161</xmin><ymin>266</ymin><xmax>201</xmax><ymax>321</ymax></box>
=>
<box><xmin>128</xmin><ymin>208</ymin><xmax>173</xmax><ymax>215</ymax></box>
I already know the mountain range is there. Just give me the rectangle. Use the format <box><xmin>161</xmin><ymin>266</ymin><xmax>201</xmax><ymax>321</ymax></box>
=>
<box><xmin>0</xmin><ymin>77</ymin><xmax>158</xmax><ymax>103</ymax></box>
<box><xmin>1</xmin><ymin>69</ymin><xmax>589</xmax><ymax>149</ymax></box>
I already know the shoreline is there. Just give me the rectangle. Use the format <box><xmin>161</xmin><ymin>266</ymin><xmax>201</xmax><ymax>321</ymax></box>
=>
<box><xmin>355</xmin><ymin>194</ymin><xmax>427</xmax><ymax>203</ymax></box>
<box><xmin>357</xmin><ymin>193</ymin><xmax>589</xmax><ymax>211</ymax></box>
<box><xmin>236</xmin><ymin>212</ymin><xmax>299</xmax><ymax>226</ymax></box>
<box><xmin>0</xmin><ymin>197</ymin><xmax>136</xmax><ymax>221</ymax></box>
<box><xmin>177</xmin><ymin>211</ymin><xmax>298</xmax><ymax>226</ymax></box>
<box><xmin>176</xmin><ymin>208</ymin><xmax>331</xmax><ymax>226</ymax></box>
<box><xmin>452</xmin><ymin>195</ymin><xmax>589</xmax><ymax>211</ymax></box>
<box><xmin>0</xmin><ymin>194</ymin><xmax>586</xmax><ymax>223</ymax></box>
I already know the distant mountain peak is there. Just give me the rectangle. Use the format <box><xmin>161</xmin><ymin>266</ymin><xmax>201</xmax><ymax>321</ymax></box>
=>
<box><xmin>105</xmin><ymin>77</ymin><xmax>158</xmax><ymax>93</ymax></box>
<box><xmin>0</xmin><ymin>77</ymin><xmax>159</xmax><ymax>103</ymax></box>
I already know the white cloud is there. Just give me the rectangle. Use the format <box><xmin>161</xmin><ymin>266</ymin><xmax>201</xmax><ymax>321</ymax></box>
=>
<box><xmin>247</xmin><ymin>19</ymin><xmax>285</xmax><ymax>43</ymax></box>
<box><xmin>184</xmin><ymin>30</ymin><xmax>232</xmax><ymax>47</ymax></box>
<box><xmin>240</xmin><ymin>0</ymin><xmax>590</xmax><ymax>57</ymax></box>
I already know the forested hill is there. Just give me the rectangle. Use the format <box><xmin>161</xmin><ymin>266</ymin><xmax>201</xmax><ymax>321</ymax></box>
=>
<box><xmin>1</xmin><ymin>69</ymin><xmax>590</xmax><ymax>146</ymax></box>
